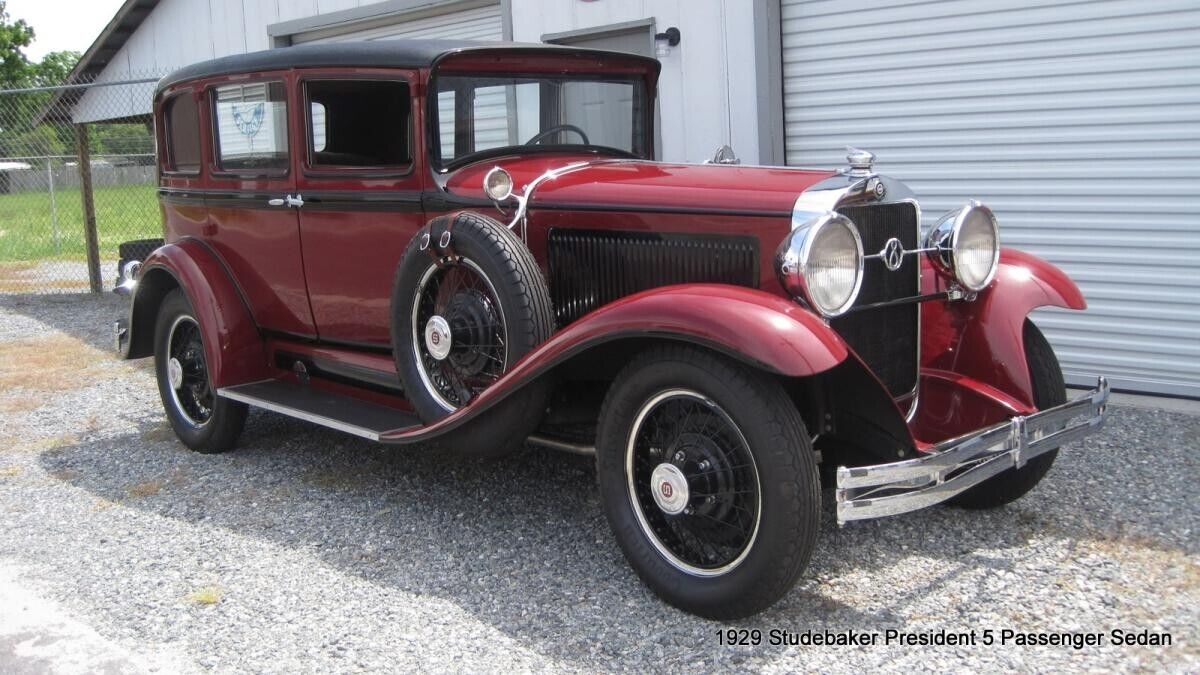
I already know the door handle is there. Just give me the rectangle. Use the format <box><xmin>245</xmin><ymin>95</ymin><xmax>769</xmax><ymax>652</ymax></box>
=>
<box><xmin>268</xmin><ymin>194</ymin><xmax>304</xmax><ymax>208</ymax></box>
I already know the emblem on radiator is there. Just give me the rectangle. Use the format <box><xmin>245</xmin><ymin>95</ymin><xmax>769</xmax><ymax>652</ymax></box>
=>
<box><xmin>881</xmin><ymin>237</ymin><xmax>905</xmax><ymax>271</ymax></box>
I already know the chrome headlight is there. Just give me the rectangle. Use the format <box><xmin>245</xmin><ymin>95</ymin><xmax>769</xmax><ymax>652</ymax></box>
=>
<box><xmin>482</xmin><ymin>166</ymin><xmax>514</xmax><ymax>201</ymax></box>
<box><xmin>926</xmin><ymin>201</ymin><xmax>1000</xmax><ymax>292</ymax></box>
<box><xmin>775</xmin><ymin>213</ymin><xmax>864</xmax><ymax>318</ymax></box>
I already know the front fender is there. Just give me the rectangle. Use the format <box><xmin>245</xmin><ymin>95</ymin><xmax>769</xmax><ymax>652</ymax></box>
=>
<box><xmin>540</xmin><ymin>284</ymin><xmax>850</xmax><ymax>376</ymax></box>
<box><xmin>921</xmin><ymin>248</ymin><xmax>1085</xmax><ymax>409</ymax></box>
<box><xmin>124</xmin><ymin>238</ymin><xmax>269</xmax><ymax>388</ymax></box>
<box><xmin>380</xmin><ymin>284</ymin><xmax>849</xmax><ymax>443</ymax></box>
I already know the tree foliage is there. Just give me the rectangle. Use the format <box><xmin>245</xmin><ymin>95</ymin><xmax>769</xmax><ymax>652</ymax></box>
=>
<box><xmin>0</xmin><ymin>4</ymin><xmax>154</xmax><ymax>161</ymax></box>
<box><xmin>0</xmin><ymin>1</ymin><xmax>33</xmax><ymax>88</ymax></box>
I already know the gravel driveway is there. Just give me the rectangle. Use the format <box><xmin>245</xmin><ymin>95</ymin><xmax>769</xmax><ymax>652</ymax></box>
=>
<box><xmin>0</xmin><ymin>293</ymin><xmax>1196</xmax><ymax>673</ymax></box>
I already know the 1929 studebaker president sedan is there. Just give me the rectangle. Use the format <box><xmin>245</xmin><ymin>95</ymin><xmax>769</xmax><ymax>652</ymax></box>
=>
<box><xmin>115</xmin><ymin>40</ymin><xmax>1109</xmax><ymax>618</ymax></box>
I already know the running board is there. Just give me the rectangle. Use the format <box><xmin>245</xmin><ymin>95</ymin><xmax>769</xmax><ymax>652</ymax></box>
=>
<box><xmin>217</xmin><ymin>379</ymin><xmax>420</xmax><ymax>441</ymax></box>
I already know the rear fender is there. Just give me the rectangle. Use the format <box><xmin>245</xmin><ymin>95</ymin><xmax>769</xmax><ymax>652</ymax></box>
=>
<box><xmin>921</xmin><ymin>248</ymin><xmax>1085</xmax><ymax>409</ymax></box>
<box><xmin>123</xmin><ymin>239</ymin><xmax>269</xmax><ymax>388</ymax></box>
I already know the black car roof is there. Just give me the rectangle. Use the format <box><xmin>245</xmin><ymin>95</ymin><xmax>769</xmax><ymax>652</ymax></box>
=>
<box><xmin>156</xmin><ymin>40</ymin><xmax>661</xmax><ymax>94</ymax></box>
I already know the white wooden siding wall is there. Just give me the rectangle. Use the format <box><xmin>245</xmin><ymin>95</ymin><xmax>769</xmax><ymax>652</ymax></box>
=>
<box><xmin>294</xmin><ymin>3</ymin><xmax>504</xmax><ymax>154</ymax></box>
<box><xmin>781</xmin><ymin>0</ymin><xmax>1200</xmax><ymax>397</ymax></box>
<box><xmin>291</xmin><ymin>2</ymin><xmax>501</xmax><ymax>42</ymax></box>
<box><xmin>509</xmin><ymin>0</ymin><xmax>760</xmax><ymax>164</ymax></box>
<box><xmin>71</xmin><ymin>0</ymin><xmax>501</xmax><ymax>122</ymax></box>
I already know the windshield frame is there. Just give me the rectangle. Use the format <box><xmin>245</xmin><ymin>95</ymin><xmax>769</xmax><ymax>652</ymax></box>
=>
<box><xmin>426</xmin><ymin>69</ymin><xmax>655</xmax><ymax>173</ymax></box>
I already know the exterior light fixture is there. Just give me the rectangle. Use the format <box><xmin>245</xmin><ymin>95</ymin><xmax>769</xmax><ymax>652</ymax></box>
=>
<box><xmin>655</xmin><ymin>27</ymin><xmax>681</xmax><ymax>57</ymax></box>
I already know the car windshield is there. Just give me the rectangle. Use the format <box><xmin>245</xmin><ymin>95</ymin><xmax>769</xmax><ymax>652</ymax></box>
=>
<box><xmin>433</xmin><ymin>74</ymin><xmax>649</xmax><ymax>168</ymax></box>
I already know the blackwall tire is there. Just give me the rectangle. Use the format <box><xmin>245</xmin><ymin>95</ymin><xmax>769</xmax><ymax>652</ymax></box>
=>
<box><xmin>391</xmin><ymin>212</ymin><xmax>554</xmax><ymax>456</ymax></box>
<box><xmin>596</xmin><ymin>346</ymin><xmax>820</xmax><ymax>619</ymax></box>
<box><xmin>154</xmin><ymin>289</ymin><xmax>247</xmax><ymax>453</ymax></box>
<box><xmin>950</xmin><ymin>320</ymin><xmax>1067</xmax><ymax>509</ymax></box>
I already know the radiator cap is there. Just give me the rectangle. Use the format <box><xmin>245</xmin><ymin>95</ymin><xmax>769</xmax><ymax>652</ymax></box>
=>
<box><xmin>846</xmin><ymin>147</ymin><xmax>875</xmax><ymax>177</ymax></box>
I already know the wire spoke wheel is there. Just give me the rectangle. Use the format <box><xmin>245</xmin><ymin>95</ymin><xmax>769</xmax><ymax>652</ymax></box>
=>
<box><xmin>411</xmin><ymin>257</ymin><xmax>509</xmax><ymax>411</ymax></box>
<box><xmin>626</xmin><ymin>389</ymin><xmax>761</xmax><ymax>576</ymax></box>
<box><xmin>166</xmin><ymin>315</ymin><xmax>213</xmax><ymax>426</ymax></box>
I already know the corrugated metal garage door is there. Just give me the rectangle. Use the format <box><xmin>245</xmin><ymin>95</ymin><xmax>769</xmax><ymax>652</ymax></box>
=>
<box><xmin>291</xmin><ymin>3</ymin><xmax>502</xmax><ymax>44</ymax></box>
<box><xmin>781</xmin><ymin>0</ymin><xmax>1200</xmax><ymax>397</ymax></box>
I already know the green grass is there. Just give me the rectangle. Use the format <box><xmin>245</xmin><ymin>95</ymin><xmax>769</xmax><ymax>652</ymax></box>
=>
<box><xmin>0</xmin><ymin>183</ymin><xmax>162</xmax><ymax>262</ymax></box>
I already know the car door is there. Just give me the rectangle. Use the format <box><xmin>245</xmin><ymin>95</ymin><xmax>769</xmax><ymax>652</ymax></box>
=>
<box><xmin>203</xmin><ymin>73</ymin><xmax>316</xmax><ymax>338</ymax></box>
<box><xmin>294</xmin><ymin>71</ymin><xmax>426</xmax><ymax>346</ymax></box>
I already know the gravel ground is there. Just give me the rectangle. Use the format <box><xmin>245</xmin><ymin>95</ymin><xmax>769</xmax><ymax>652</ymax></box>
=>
<box><xmin>0</xmin><ymin>293</ymin><xmax>1196</xmax><ymax>673</ymax></box>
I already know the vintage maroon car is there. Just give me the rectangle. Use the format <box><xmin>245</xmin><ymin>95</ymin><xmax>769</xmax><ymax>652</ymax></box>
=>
<box><xmin>115</xmin><ymin>40</ymin><xmax>1108</xmax><ymax>618</ymax></box>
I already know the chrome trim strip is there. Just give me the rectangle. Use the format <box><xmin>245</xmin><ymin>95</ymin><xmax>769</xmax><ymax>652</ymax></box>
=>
<box><xmin>526</xmin><ymin>434</ymin><xmax>596</xmax><ymax>456</ymax></box>
<box><xmin>217</xmin><ymin>381</ymin><xmax>384</xmax><ymax>442</ymax></box>
<box><xmin>835</xmin><ymin>377</ymin><xmax>1110</xmax><ymax>525</ymax></box>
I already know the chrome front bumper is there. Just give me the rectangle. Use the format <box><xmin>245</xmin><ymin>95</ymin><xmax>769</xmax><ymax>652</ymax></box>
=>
<box><xmin>836</xmin><ymin>377</ymin><xmax>1110</xmax><ymax>525</ymax></box>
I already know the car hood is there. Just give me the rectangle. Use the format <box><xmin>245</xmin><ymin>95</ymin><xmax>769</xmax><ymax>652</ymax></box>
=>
<box><xmin>443</xmin><ymin>154</ymin><xmax>837</xmax><ymax>216</ymax></box>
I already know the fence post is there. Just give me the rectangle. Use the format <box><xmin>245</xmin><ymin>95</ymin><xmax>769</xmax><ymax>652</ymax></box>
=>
<box><xmin>75</xmin><ymin>124</ymin><xmax>102</xmax><ymax>293</ymax></box>
<box><xmin>47</xmin><ymin>158</ymin><xmax>60</xmax><ymax>253</ymax></box>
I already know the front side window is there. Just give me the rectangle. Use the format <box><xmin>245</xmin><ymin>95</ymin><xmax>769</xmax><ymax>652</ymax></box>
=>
<box><xmin>163</xmin><ymin>93</ymin><xmax>201</xmax><ymax>173</ymax></box>
<box><xmin>212</xmin><ymin>81</ymin><xmax>289</xmax><ymax>172</ymax></box>
<box><xmin>306</xmin><ymin>79</ymin><xmax>411</xmax><ymax>168</ymax></box>
<box><xmin>434</xmin><ymin>74</ymin><xmax>648</xmax><ymax>167</ymax></box>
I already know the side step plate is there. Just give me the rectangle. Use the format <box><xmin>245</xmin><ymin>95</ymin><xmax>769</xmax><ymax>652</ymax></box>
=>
<box><xmin>218</xmin><ymin>380</ymin><xmax>421</xmax><ymax>441</ymax></box>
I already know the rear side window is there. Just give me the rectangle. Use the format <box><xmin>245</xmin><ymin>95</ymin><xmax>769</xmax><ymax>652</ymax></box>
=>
<box><xmin>163</xmin><ymin>93</ymin><xmax>201</xmax><ymax>173</ymax></box>
<box><xmin>212</xmin><ymin>81</ymin><xmax>289</xmax><ymax>172</ymax></box>
<box><xmin>306</xmin><ymin>80</ymin><xmax>411</xmax><ymax>168</ymax></box>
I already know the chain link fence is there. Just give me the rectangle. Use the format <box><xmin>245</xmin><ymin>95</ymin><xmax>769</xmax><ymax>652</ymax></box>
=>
<box><xmin>0</xmin><ymin>74</ymin><xmax>166</xmax><ymax>294</ymax></box>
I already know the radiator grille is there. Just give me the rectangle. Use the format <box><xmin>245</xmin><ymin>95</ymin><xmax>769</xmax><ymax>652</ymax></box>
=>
<box><xmin>831</xmin><ymin>202</ymin><xmax>921</xmax><ymax>398</ymax></box>
<box><xmin>547</xmin><ymin>229</ymin><xmax>758</xmax><ymax>325</ymax></box>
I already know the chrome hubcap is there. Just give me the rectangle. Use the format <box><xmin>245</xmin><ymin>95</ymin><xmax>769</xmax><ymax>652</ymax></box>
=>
<box><xmin>650</xmin><ymin>463</ymin><xmax>689</xmax><ymax>514</ymax></box>
<box><xmin>424</xmin><ymin>315</ymin><xmax>453</xmax><ymax>361</ymax></box>
<box><xmin>626</xmin><ymin>389</ymin><xmax>762</xmax><ymax>577</ymax></box>
<box><xmin>411</xmin><ymin>258</ymin><xmax>508</xmax><ymax>411</ymax></box>
<box><xmin>165</xmin><ymin>315</ymin><xmax>212</xmax><ymax>427</ymax></box>
<box><xmin>167</xmin><ymin>357</ymin><xmax>184</xmax><ymax>390</ymax></box>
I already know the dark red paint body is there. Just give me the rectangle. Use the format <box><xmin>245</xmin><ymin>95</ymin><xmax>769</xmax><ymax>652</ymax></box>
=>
<box><xmin>129</xmin><ymin>48</ymin><xmax>1089</xmax><ymax>455</ymax></box>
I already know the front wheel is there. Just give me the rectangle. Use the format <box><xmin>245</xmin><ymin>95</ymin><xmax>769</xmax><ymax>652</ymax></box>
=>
<box><xmin>154</xmin><ymin>290</ymin><xmax>247</xmax><ymax>453</ymax></box>
<box><xmin>596</xmin><ymin>346</ymin><xmax>820</xmax><ymax>619</ymax></box>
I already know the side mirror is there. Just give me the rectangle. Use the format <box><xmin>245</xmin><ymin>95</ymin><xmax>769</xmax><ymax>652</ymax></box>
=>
<box><xmin>705</xmin><ymin>145</ymin><xmax>740</xmax><ymax>165</ymax></box>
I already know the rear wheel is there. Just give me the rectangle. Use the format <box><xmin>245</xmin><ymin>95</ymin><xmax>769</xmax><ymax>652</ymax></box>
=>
<box><xmin>951</xmin><ymin>320</ymin><xmax>1066</xmax><ymax>509</ymax></box>
<box><xmin>154</xmin><ymin>290</ymin><xmax>246</xmax><ymax>453</ymax></box>
<box><xmin>596</xmin><ymin>346</ymin><xmax>820</xmax><ymax>619</ymax></box>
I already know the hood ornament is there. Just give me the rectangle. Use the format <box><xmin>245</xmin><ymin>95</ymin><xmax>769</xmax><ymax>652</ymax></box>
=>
<box><xmin>845</xmin><ymin>146</ymin><xmax>876</xmax><ymax>177</ymax></box>
<box><xmin>705</xmin><ymin>144</ymin><xmax>740</xmax><ymax>165</ymax></box>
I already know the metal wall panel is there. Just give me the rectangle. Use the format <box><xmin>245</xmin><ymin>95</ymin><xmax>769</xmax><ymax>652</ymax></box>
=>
<box><xmin>782</xmin><ymin>0</ymin><xmax>1200</xmax><ymax>397</ymax></box>
<box><xmin>292</xmin><ymin>3</ymin><xmax>502</xmax><ymax>43</ymax></box>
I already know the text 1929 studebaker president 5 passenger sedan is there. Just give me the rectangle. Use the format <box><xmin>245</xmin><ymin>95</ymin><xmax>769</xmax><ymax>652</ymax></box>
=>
<box><xmin>114</xmin><ymin>40</ymin><xmax>1108</xmax><ymax>618</ymax></box>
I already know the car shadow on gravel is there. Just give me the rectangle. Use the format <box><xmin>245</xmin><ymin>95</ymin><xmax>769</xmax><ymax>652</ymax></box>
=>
<box><xmin>36</xmin><ymin>404</ymin><xmax>1198</xmax><ymax>668</ymax></box>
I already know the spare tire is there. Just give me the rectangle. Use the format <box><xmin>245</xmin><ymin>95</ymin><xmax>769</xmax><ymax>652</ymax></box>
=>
<box><xmin>391</xmin><ymin>211</ymin><xmax>554</xmax><ymax>454</ymax></box>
